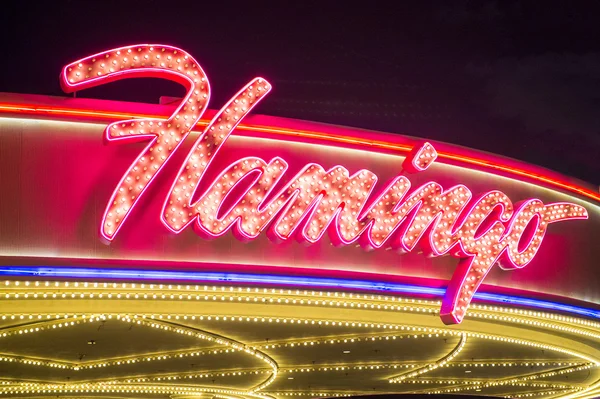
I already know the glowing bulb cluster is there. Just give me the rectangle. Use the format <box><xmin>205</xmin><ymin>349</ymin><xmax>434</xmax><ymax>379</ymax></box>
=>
<box><xmin>61</xmin><ymin>44</ymin><xmax>211</xmax><ymax>241</ymax></box>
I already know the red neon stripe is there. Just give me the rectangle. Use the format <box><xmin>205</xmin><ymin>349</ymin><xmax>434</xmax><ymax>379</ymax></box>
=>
<box><xmin>0</xmin><ymin>102</ymin><xmax>598</xmax><ymax>203</ymax></box>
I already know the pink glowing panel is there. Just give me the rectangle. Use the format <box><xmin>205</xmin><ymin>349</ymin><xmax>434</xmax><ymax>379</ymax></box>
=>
<box><xmin>60</xmin><ymin>45</ymin><xmax>589</xmax><ymax>324</ymax></box>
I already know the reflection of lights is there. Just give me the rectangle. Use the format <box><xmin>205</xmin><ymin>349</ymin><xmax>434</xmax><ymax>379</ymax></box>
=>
<box><xmin>0</xmin><ymin>267</ymin><xmax>598</xmax><ymax>320</ymax></box>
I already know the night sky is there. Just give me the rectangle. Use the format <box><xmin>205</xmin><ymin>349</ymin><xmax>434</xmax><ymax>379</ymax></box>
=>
<box><xmin>1</xmin><ymin>1</ymin><xmax>599</xmax><ymax>185</ymax></box>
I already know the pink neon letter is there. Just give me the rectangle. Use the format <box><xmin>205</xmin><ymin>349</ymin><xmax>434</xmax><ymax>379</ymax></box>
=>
<box><xmin>61</xmin><ymin>44</ymin><xmax>211</xmax><ymax>241</ymax></box>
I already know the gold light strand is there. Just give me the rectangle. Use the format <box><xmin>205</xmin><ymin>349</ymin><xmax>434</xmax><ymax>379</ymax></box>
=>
<box><xmin>422</xmin><ymin>363</ymin><xmax>596</xmax><ymax>395</ymax></box>
<box><xmin>389</xmin><ymin>333</ymin><xmax>467</xmax><ymax>383</ymax></box>
<box><xmin>0</xmin><ymin>312</ymin><xmax>595</xmax><ymax>366</ymax></box>
<box><xmin>1</xmin><ymin>280</ymin><xmax>599</xmax><ymax>339</ymax></box>
<box><xmin>0</xmin><ymin>382</ymin><xmax>273</xmax><ymax>399</ymax></box>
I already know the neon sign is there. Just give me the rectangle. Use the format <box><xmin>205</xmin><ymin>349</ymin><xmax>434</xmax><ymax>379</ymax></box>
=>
<box><xmin>61</xmin><ymin>44</ymin><xmax>588</xmax><ymax>324</ymax></box>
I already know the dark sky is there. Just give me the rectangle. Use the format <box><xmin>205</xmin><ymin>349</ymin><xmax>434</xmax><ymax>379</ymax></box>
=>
<box><xmin>1</xmin><ymin>1</ymin><xmax>599</xmax><ymax>185</ymax></box>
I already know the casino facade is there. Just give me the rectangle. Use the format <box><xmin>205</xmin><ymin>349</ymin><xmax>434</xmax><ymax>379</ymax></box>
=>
<box><xmin>0</xmin><ymin>44</ymin><xmax>599</xmax><ymax>399</ymax></box>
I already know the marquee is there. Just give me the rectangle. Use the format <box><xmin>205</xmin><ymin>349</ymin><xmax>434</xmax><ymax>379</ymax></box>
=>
<box><xmin>55</xmin><ymin>44</ymin><xmax>589</xmax><ymax>325</ymax></box>
<box><xmin>0</xmin><ymin>44</ymin><xmax>599</xmax><ymax>399</ymax></box>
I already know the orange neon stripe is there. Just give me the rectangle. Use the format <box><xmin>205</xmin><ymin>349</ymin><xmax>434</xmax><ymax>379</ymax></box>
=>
<box><xmin>1</xmin><ymin>103</ymin><xmax>598</xmax><ymax>203</ymax></box>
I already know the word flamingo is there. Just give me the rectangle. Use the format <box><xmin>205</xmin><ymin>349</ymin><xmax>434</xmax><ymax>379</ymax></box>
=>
<box><xmin>61</xmin><ymin>44</ymin><xmax>588</xmax><ymax>324</ymax></box>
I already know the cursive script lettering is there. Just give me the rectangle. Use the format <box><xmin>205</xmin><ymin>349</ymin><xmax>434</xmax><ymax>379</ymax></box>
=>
<box><xmin>62</xmin><ymin>44</ymin><xmax>588</xmax><ymax>324</ymax></box>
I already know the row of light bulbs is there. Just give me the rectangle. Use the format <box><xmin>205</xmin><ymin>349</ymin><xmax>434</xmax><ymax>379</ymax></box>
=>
<box><xmin>0</xmin><ymin>331</ymin><xmax>452</xmax><ymax>372</ymax></box>
<box><xmin>0</xmin><ymin>311</ymin><xmax>595</xmax><ymax>368</ymax></box>
<box><xmin>264</xmin><ymin>392</ymin><xmax>352</xmax><ymax>397</ymax></box>
<box><xmin>0</xmin><ymin>316</ymin><xmax>461</xmax><ymax>371</ymax></box>
<box><xmin>506</xmin><ymin>387</ymin><xmax>584</xmax><ymax>398</ymax></box>
<box><xmin>1</xmin><ymin>280</ymin><xmax>598</xmax><ymax>398</ymax></box>
<box><xmin>0</xmin><ymin>314</ymin><xmax>278</xmax><ymax>393</ymax></box>
<box><xmin>77</xmin><ymin>359</ymin><xmax>584</xmax><ymax>387</ymax></box>
<box><xmin>389</xmin><ymin>333</ymin><xmax>467</xmax><ymax>382</ymax></box>
<box><xmin>423</xmin><ymin>363</ymin><xmax>595</xmax><ymax>396</ymax></box>
<box><xmin>0</xmin><ymin>383</ymin><xmax>272</xmax><ymax>399</ymax></box>
<box><xmin>0</xmin><ymin>314</ymin><xmax>592</xmax><ymax>399</ymax></box>
<box><xmin>102</xmin><ymin>369</ymin><xmax>272</xmax><ymax>385</ymax></box>
<box><xmin>2</xmin><ymin>280</ymin><xmax>599</xmax><ymax>340</ymax></box>
<box><xmin>260</xmin><ymin>331</ymin><xmax>457</xmax><ymax>350</ymax></box>
<box><xmin>397</xmin><ymin>379</ymin><xmax>577</xmax><ymax>390</ymax></box>
<box><xmin>3</xmin><ymin>280</ymin><xmax>599</xmax><ymax>330</ymax></box>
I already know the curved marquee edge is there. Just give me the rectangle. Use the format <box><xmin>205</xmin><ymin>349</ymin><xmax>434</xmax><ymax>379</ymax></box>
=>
<box><xmin>0</xmin><ymin>266</ymin><xmax>598</xmax><ymax>321</ymax></box>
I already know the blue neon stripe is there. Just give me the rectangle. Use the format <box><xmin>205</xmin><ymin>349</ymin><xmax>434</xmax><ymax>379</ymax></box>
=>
<box><xmin>0</xmin><ymin>267</ymin><xmax>598</xmax><ymax>320</ymax></box>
